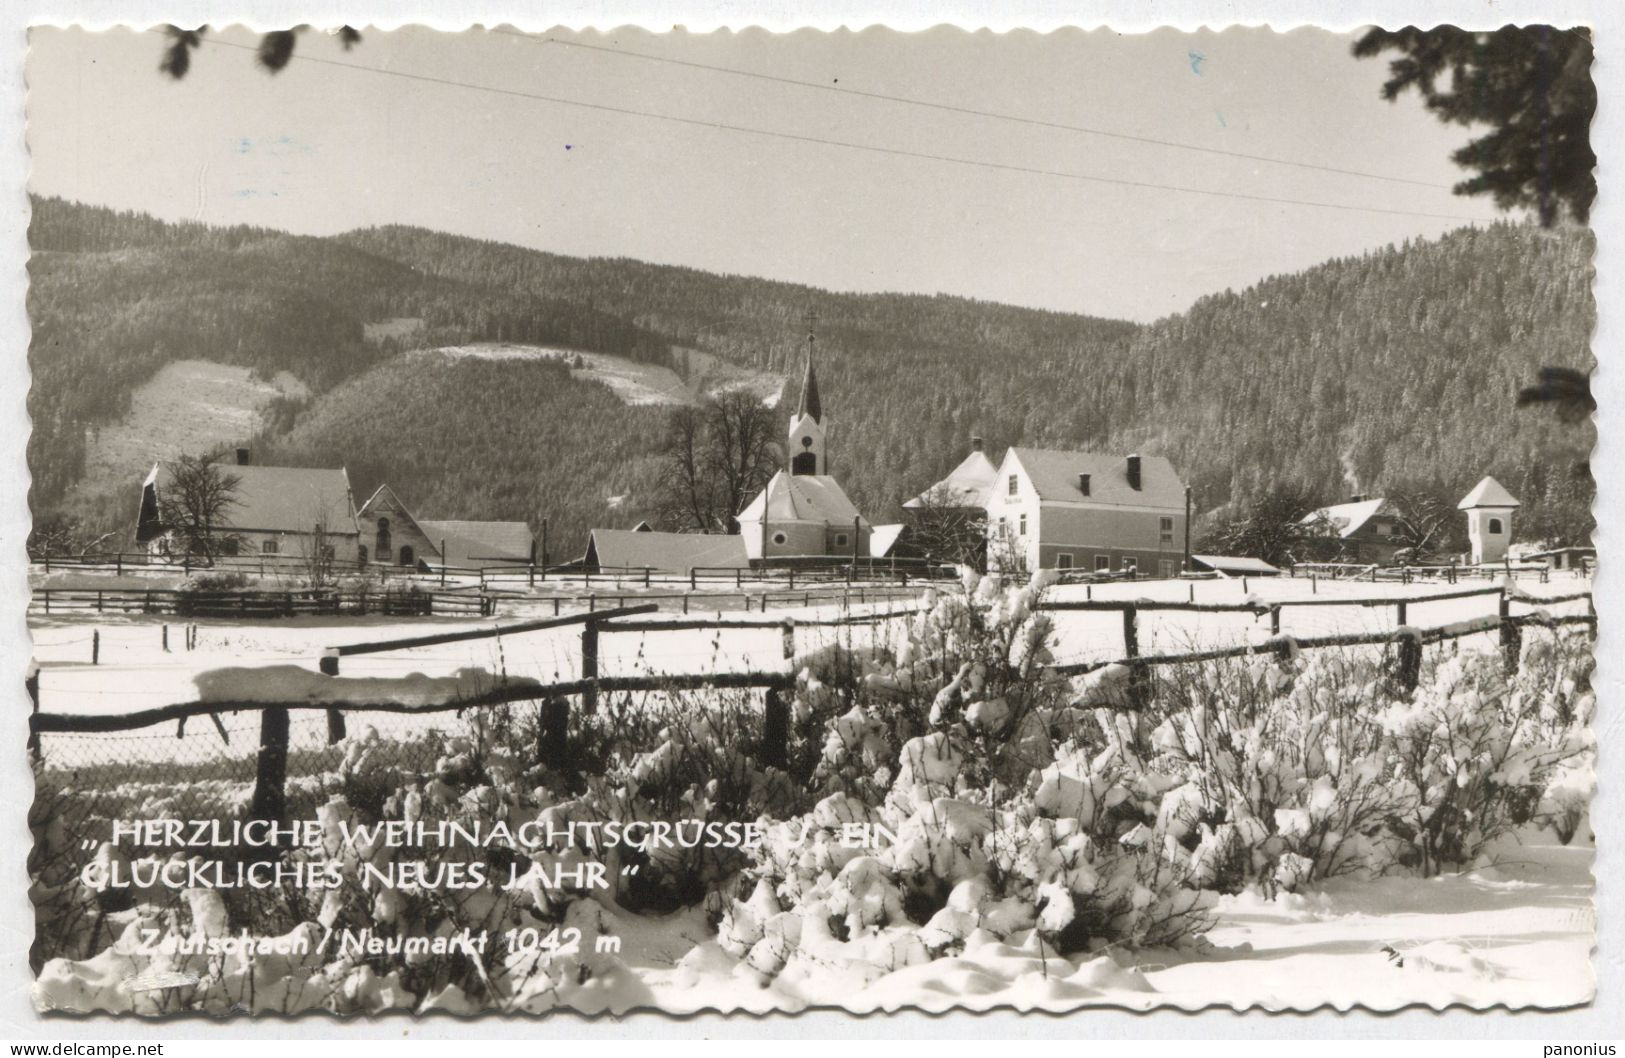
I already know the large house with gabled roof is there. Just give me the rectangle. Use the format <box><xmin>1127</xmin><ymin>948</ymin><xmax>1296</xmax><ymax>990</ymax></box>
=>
<box><xmin>136</xmin><ymin>449</ymin><xmax>361</xmax><ymax>562</ymax></box>
<box><xmin>982</xmin><ymin>448</ymin><xmax>1187</xmax><ymax>575</ymax></box>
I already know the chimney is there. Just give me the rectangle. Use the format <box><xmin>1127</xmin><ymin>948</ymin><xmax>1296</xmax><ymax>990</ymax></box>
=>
<box><xmin>1126</xmin><ymin>454</ymin><xmax>1141</xmax><ymax>490</ymax></box>
<box><xmin>1078</xmin><ymin>473</ymin><xmax>1091</xmax><ymax>496</ymax></box>
<box><xmin>236</xmin><ymin>447</ymin><xmax>251</xmax><ymax>466</ymax></box>
<box><xmin>970</xmin><ymin>435</ymin><xmax>984</xmax><ymax>453</ymax></box>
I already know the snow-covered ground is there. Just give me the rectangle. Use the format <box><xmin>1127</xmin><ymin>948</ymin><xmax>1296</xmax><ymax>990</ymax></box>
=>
<box><xmin>28</xmin><ymin>571</ymin><xmax>1596</xmax><ymax>1013</ymax></box>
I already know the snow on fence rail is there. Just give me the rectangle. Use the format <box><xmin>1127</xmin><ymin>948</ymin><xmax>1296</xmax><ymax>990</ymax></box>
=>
<box><xmin>28</xmin><ymin>583</ymin><xmax>1594</xmax><ymax>827</ymax></box>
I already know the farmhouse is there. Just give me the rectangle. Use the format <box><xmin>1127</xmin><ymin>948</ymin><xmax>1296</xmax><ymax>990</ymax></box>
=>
<box><xmin>982</xmin><ymin>448</ymin><xmax>1187</xmax><ymax>575</ymax></box>
<box><xmin>357</xmin><ymin>485</ymin><xmax>533</xmax><ymax>570</ymax></box>
<box><xmin>581</xmin><ymin>528</ymin><xmax>749</xmax><ymax>575</ymax></box>
<box><xmin>737</xmin><ymin>352</ymin><xmax>871</xmax><ymax>561</ymax></box>
<box><xmin>135</xmin><ymin>450</ymin><xmax>361</xmax><ymax>562</ymax></box>
<box><xmin>1300</xmin><ymin>496</ymin><xmax>1403</xmax><ymax>564</ymax></box>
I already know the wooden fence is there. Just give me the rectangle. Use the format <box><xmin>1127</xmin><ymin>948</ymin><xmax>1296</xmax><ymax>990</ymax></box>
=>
<box><xmin>30</xmin><ymin>586</ymin><xmax>497</xmax><ymax>619</ymax></box>
<box><xmin>28</xmin><ymin>583</ymin><xmax>1594</xmax><ymax>823</ymax></box>
<box><xmin>30</xmin><ymin>551</ymin><xmax>956</xmax><ymax>591</ymax></box>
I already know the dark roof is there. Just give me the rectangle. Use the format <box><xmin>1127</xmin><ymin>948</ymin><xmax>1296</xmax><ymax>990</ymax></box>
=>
<box><xmin>586</xmin><ymin>529</ymin><xmax>749</xmax><ymax>573</ymax></box>
<box><xmin>417</xmin><ymin>520</ymin><xmax>534</xmax><ymax>564</ymax></box>
<box><xmin>144</xmin><ymin>463</ymin><xmax>358</xmax><ymax>535</ymax></box>
<box><xmin>1007</xmin><ymin>448</ymin><xmax>1185</xmax><ymax>509</ymax></box>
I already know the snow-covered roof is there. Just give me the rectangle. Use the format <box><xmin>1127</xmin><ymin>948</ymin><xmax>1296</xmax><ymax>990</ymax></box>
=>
<box><xmin>869</xmin><ymin>523</ymin><xmax>907</xmax><ymax>558</ymax></box>
<box><xmin>1190</xmin><ymin>554</ymin><xmax>1282</xmax><ymax>575</ymax></box>
<box><xmin>1006</xmin><ymin>448</ymin><xmax>1185</xmax><ymax>509</ymax></box>
<box><xmin>418</xmin><ymin>520</ymin><xmax>534</xmax><ymax>565</ymax></box>
<box><xmin>903</xmin><ymin>449</ymin><xmax>999</xmax><ymax>509</ymax></box>
<box><xmin>1302</xmin><ymin>497</ymin><xmax>1391</xmax><ymax>538</ymax></box>
<box><xmin>585</xmin><ymin>529</ymin><xmax>749</xmax><ymax>573</ymax></box>
<box><xmin>738</xmin><ymin>471</ymin><xmax>865</xmax><ymax>527</ymax></box>
<box><xmin>1458</xmin><ymin>475</ymin><xmax>1521</xmax><ymax>510</ymax></box>
<box><xmin>145</xmin><ymin>462</ymin><xmax>358</xmax><ymax>535</ymax></box>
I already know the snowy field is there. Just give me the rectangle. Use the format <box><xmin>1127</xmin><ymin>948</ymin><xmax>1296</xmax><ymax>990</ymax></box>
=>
<box><xmin>28</xmin><ymin>571</ymin><xmax>1596</xmax><ymax>1013</ymax></box>
<box><xmin>29</xmin><ymin>572</ymin><xmax>1592</xmax><ymax>768</ymax></box>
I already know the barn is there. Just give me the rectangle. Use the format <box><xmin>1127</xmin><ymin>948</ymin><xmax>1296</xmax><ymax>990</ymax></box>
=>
<box><xmin>581</xmin><ymin>529</ymin><xmax>750</xmax><ymax>575</ymax></box>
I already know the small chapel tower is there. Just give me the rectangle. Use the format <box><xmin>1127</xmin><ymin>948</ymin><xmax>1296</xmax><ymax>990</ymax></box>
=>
<box><xmin>1458</xmin><ymin>475</ymin><xmax>1520</xmax><ymax>565</ymax></box>
<box><xmin>787</xmin><ymin>313</ymin><xmax>826</xmax><ymax>476</ymax></box>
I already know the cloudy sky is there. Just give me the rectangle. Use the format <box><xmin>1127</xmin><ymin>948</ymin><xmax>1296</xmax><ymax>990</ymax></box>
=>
<box><xmin>27</xmin><ymin>24</ymin><xmax>1507</xmax><ymax>321</ymax></box>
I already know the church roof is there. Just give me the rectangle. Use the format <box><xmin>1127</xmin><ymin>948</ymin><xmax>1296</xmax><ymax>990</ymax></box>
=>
<box><xmin>738</xmin><ymin>471</ymin><xmax>864</xmax><ymax>527</ymax></box>
<box><xmin>904</xmin><ymin>449</ymin><xmax>999</xmax><ymax>509</ymax></box>
<box><xmin>1458</xmin><ymin>475</ymin><xmax>1520</xmax><ymax>510</ymax></box>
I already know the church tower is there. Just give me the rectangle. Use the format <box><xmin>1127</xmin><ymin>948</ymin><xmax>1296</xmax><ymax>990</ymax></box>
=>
<box><xmin>787</xmin><ymin>314</ymin><xmax>826</xmax><ymax>476</ymax></box>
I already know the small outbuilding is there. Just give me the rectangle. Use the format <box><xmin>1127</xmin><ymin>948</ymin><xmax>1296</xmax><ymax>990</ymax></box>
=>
<box><xmin>582</xmin><ymin>529</ymin><xmax>750</xmax><ymax>575</ymax></box>
<box><xmin>1457</xmin><ymin>476</ymin><xmax>1520</xmax><ymax>566</ymax></box>
<box><xmin>1189</xmin><ymin>554</ymin><xmax>1283</xmax><ymax>577</ymax></box>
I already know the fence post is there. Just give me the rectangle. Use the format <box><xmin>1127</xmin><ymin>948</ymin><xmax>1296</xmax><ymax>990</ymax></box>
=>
<box><xmin>762</xmin><ymin>687</ymin><xmax>789</xmax><ymax>770</ymax></box>
<box><xmin>320</xmin><ymin>651</ymin><xmax>347</xmax><ymax>743</ymax></box>
<box><xmin>162</xmin><ymin>624</ymin><xmax>169</xmax><ymax>652</ymax></box>
<box><xmin>782</xmin><ymin>620</ymin><xmax>795</xmax><ymax>661</ymax></box>
<box><xmin>91</xmin><ymin>630</ymin><xmax>99</xmax><ymax>665</ymax></box>
<box><xmin>1122</xmin><ymin>605</ymin><xmax>1149</xmax><ymax>717</ymax></box>
<box><xmin>691</xmin><ymin>569</ymin><xmax>698</xmax><ymax>591</ymax></box>
<box><xmin>581</xmin><ymin>620</ymin><xmax>600</xmax><ymax>713</ymax></box>
<box><xmin>1270</xmin><ymin>605</ymin><xmax>1281</xmax><ymax>636</ymax></box>
<box><xmin>1396</xmin><ymin>600</ymin><xmax>1408</xmax><ymax>628</ymax></box>
<box><xmin>540</xmin><ymin>696</ymin><xmax>570</xmax><ymax>769</ymax></box>
<box><xmin>96</xmin><ymin>590</ymin><xmax>103</xmax><ymax>614</ymax></box>
<box><xmin>1390</xmin><ymin>630</ymin><xmax>1421</xmax><ymax>694</ymax></box>
<box><xmin>250</xmin><ymin>706</ymin><xmax>290</xmax><ymax>823</ymax></box>
<box><xmin>1499</xmin><ymin>592</ymin><xmax>1522</xmax><ymax>675</ymax></box>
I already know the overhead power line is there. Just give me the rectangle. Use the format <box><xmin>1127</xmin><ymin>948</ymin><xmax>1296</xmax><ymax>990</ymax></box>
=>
<box><xmin>178</xmin><ymin>32</ymin><xmax>1485</xmax><ymax>224</ymax></box>
<box><xmin>501</xmin><ymin>30</ymin><xmax>1452</xmax><ymax>191</ymax></box>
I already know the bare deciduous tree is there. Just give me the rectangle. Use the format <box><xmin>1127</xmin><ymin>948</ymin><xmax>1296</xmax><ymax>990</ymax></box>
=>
<box><xmin>656</xmin><ymin>391</ymin><xmax>781</xmax><ymax>534</ymax></box>
<box><xmin>155</xmin><ymin>455</ymin><xmax>241</xmax><ymax>565</ymax></box>
<box><xmin>1386</xmin><ymin>487</ymin><xmax>1459</xmax><ymax>561</ymax></box>
<box><xmin>907</xmin><ymin>485</ymin><xmax>988</xmax><ymax>572</ymax></box>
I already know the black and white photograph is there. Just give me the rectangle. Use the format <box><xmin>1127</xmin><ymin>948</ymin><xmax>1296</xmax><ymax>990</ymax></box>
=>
<box><xmin>17</xmin><ymin>14</ymin><xmax>1603</xmax><ymax>1020</ymax></box>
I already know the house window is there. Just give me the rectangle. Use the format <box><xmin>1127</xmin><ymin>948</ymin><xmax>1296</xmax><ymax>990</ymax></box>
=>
<box><xmin>1056</xmin><ymin>552</ymin><xmax>1074</xmax><ymax>570</ymax></box>
<box><xmin>996</xmin><ymin>517</ymin><xmax>1008</xmax><ymax>538</ymax></box>
<box><xmin>1094</xmin><ymin>555</ymin><xmax>1111</xmax><ymax>572</ymax></box>
<box><xmin>1160</xmin><ymin>515</ymin><xmax>1175</xmax><ymax>545</ymax></box>
<box><xmin>261</xmin><ymin>539</ymin><xmax>279</xmax><ymax>555</ymax></box>
<box><xmin>1160</xmin><ymin>560</ymin><xmax>1175</xmax><ymax>579</ymax></box>
<box><xmin>358</xmin><ymin>544</ymin><xmax>369</xmax><ymax>564</ymax></box>
<box><xmin>1008</xmin><ymin>474</ymin><xmax>1018</xmax><ymax>496</ymax></box>
<box><xmin>321</xmin><ymin>545</ymin><xmax>336</xmax><ymax>561</ymax></box>
<box><xmin>376</xmin><ymin>517</ymin><xmax>392</xmax><ymax>561</ymax></box>
<box><xmin>772</xmin><ymin>532</ymin><xmax>787</xmax><ymax>546</ymax></box>
<box><xmin>1018</xmin><ymin>514</ymin><xmax>1027</xmax><ymax>536</ymax></box>
<box><xmin>835</xmin><ymin>533</ymin><xmax>848</xmax><ymax>547</ymax></box>
<box><xmin>399</xmin><ymin>545</ymin><xmax>415</xmax><ymax>567</ymax></box>
<box><xmin>218</xmin><ymin>538</ymin><xmax>240</xmax><ymax>557</ymax></box>
<box><xmin>1488</xmin><ymin>517</ymin><xmax>1504</xmax><ymax>535</ymax></box>
<box><xmin>1121</xmin><ymin>556</ymin><xmax>1138</xmax><ymax>572</ymax></box>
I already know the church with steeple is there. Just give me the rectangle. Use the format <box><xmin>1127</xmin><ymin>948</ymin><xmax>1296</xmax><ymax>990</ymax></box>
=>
<box><xmin>737</xmin><ymin>325</ymin><xmax>871</xmax><ymax>562</ymax></box>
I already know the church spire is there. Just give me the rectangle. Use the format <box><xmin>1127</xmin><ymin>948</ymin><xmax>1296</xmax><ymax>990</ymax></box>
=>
<box><xmin>797</xmin><ymin>310</ymin><xmax>822</xmax><ymax>424</ymax></box>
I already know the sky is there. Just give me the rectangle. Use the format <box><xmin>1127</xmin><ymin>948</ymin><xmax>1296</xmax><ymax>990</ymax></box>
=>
<box><xmin>25</xmin><ymin>24</ymin><xmax>1510</xmax><ymax>322</ymax></box>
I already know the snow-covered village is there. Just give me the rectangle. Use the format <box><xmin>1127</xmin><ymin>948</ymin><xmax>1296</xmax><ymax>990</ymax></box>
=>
<box><xmin>21</xmin><ymin>23</ymin><xmax>1599</xmax><ymax>1021</ymax></box>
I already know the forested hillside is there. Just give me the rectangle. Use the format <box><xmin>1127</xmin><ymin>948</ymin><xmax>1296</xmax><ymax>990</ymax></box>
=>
<box><xmin>27</xmin><ymin>196</ymin><xmax>1594</xmax><ymax>558</ymax></box>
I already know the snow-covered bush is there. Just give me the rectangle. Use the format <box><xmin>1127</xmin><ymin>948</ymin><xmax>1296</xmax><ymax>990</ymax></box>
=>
<box><xmin>1147</xmin><ymin>649</ymin><xmax>1407</xmax><ymax>892</ymax></box>
<box><xmin>1380</xmin><ymin>633</ymin><xmax>1594</xmax><ymax>873</ymax></box>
